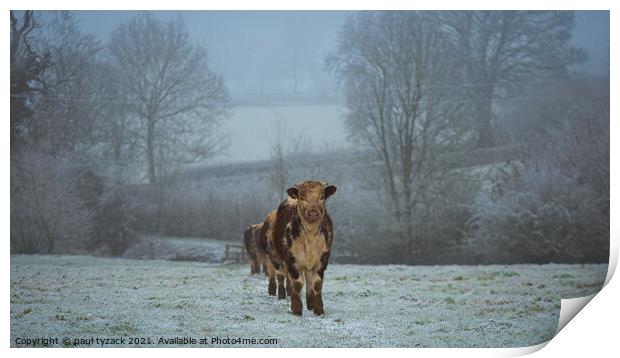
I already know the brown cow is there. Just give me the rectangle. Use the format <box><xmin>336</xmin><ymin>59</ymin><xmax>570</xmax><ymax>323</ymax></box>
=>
<box><xmin>269</xmin><ymin>180</ymin><xmax>337</xmax><ymax>316</ymax></box>
<box><xmin>258</xmin><ymin>211</ymin><xmax>290</xmax><ymax>298</ymax></box>
<box><xmin>243</xmin><ymin>223</ymin><xmax>262</xmax><ymax>274</ymax></box>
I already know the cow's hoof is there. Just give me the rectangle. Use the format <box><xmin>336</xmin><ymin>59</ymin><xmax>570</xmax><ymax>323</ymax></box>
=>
<box><xmin>291</xmin><ymin>305</ymin><xmax>303</xmax><ymax>316</ymax></box>
<box><xmin>313</xmin><ymin>307</ymin><xmax>324</xmax><ymax>316</ymax></box>
<box><xmin>268</xmin><ymin>283</ymin><xmax>276</xmax><ymax>296</ymax></box>
<box><xmin>277</xmin><ymin>290</ymin><xmax>286</xmax><ymax>300</ymax></box>
<box><xmin>306</xmin><ymin>295</ymin><xmax>314</xmax><ymax>310</ymax></box>
<box><xmin>291</xmin><ymin>297</ymin><xmax>303</xmax><ymax>315</ymax></box>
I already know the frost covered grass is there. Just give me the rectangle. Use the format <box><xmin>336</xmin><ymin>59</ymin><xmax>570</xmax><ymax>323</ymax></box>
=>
<box><xmin>10</xmin><ymin>255</ymin><xmax>606</xmax><ymax>347</ymax></box>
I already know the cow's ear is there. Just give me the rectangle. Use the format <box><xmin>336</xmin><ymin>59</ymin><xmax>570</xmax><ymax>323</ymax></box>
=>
<box><xmin>325</xmin><ymin>184</ymin><xmax>337</xmax><ymax>199</ymax></box>
<box><xmin>287</xmin><ymin>186</ymin><xmax>299</xmax><ymax>199</ymax></box>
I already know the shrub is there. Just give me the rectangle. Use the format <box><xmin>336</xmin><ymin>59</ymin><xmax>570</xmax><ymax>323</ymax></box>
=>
<box><xmin>468</xmin><ymin>164</ymin><xmax>608</xmax><ymax>264</ymax></box>
<box><xmin>11</xmin><ymin>151</ymin><xmax>93</xmax><ymax>254</ymax></box>
<box><xmin>91</xmin><ymin>184</ymin><xmax>140</xmax><ymax>256</ymax></box>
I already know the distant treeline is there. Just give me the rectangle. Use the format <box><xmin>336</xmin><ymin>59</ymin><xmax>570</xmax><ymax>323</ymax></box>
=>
<box><xmin>134</xmin><ymin>115</ymin><xmax>608</xmax><ymax>265</ymax></box>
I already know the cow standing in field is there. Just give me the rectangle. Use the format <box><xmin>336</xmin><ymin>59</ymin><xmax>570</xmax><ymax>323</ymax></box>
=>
<box><xmin>268</xmin><ymin>180</ymin><xmax>337</xmax><ymax>316</ymax></box>
<box><xmin>243</xmin><ymin>223</ymin><xmax>262</xmax><ymax>274</ymax></box>
<box><xmin>258</xmin><ymin>211</ymin><xmax>290</xmax><ymax>298</ymax></box>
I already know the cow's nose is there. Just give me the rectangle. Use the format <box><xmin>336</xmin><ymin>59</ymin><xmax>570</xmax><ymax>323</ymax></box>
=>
<box><xmin>308</xmin><ymin>209</ymin><xmax>320</xmax><ymax>218</ymax></box>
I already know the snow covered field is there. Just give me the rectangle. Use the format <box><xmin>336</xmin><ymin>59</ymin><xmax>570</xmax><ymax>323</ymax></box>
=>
<box><xmin>122</xmin><ymin>236</ymin><xmax>228</xmax><ymax>262</ymax></box>
<box><xmin>10</xmin><ymin>255</ymin><xmax>606</xmax><ymax>348</ymax></box>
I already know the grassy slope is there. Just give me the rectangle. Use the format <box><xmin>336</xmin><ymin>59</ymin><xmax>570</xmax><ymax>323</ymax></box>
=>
<box><xmin>10</xmin><ymin>255</ymin><xmax>607</xmax><ymax>348</ymax></box>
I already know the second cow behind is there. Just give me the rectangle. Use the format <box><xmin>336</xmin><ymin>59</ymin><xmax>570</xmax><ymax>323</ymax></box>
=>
<box><xmin>263</xmin><ymin>180</ymin><xmax>337</xmax><ymax>316</ymax></box>
<box><xmin>243</xmin><ymin>223</ymin><xmax>263</xmax><ymax>274</ymax></box>
<box><xmin>259</xmin><ymin>210</ymin><xmax>288</xmax><ymax>297</ymax></box>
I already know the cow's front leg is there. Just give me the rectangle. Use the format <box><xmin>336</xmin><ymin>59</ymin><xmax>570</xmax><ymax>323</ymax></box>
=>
<box><xmin>286</xmin><ymin>276</ymin><xmax>291</xmax><ymax>297</ymax></box>
<box><xmin>308</xmin><ymin>273</ymin><xmax>324</xmax><ymax>316</ymax></box>
<box><xmin>311</xmin><ymin>252</ymin><xmax>330</xmax><ymax>315</ymax></box>
<box><xmin>304</xmin><ymin>271</ymin><xmax>315</xmax><ymax>311</ymax></box>
<box><xmin>288</xmin><ymin>268</ymin><xmax>304</xmax><ymax>316</ymax></box>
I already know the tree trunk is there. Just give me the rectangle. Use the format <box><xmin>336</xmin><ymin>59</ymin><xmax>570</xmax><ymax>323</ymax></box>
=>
<box><xmin>476</xmin><ymin>84</ymin><xmax>495</xmax><ymax>148</ymax></box>
<box><xmin>405</xmin><ymin>235</ymin><xmax>415</xmax><ymax>265</ymax></box>
<box><xmin>112</xmin><ymin>121</ymin><xmax>122</xmax><ymax>164</ymax></box>
<box><xmin>146</xmin><ymin>115</ymin><xmax>157</xmax><ymax>185</ymax></box>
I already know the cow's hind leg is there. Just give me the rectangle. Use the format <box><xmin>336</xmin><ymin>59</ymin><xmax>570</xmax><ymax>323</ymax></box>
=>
<box><xmin>286</xmin><ymin>276</ymin><xmax>291</xmax><ymax>297</ymax></box>
<box><xmin>277</xmin><ymin>273</ymin><xmax>286</xmax><ymax>299</ymax></box>
<box><xmin>265</xmin><ymin>263</ymin><xmax>276</xmax><ymax>296</ymax></box>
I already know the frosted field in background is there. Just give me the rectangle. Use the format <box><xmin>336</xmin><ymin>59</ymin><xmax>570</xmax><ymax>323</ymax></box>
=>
<box><xmin>217</xmin><ymin>104</ymin><xmax>349</xmax><ymax>164</ymax></box>
<box><xmin>10</xmin><ymin>255</ymin><xmax>606</xmax><ymax>348</ymax></box>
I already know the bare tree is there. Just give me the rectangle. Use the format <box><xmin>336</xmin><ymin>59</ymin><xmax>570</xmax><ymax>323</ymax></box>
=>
<box><xmin>30</xmin><ymin>11</ymin><xmax>102</xmax><ymax>153</ymax></box>
<box><xmin>10</xmin><ymin>10</ymin><xmax>50</xmax><ymax>153</ymax></box>
<box><xmin>108</xmin><ymin>13</ymin><xmax>230</xmax><ymax>185</ymax></box>
<box><xmin>327</xmin><ymin>11</ymin><xmax>471</xmax><ymax>263</ymax></box>
<box><xmin>442</xmin><ymin>11</ymin><xmax>585</xmax><ymax>147</ymax></box>
<box><xmin>92</xmin><ymin>58</ymin><xmax>143</xmax><ymax>184</ymax></box>
<box><xmin>268</xmin><ymin>115</ymin><xmax>310</xmax><ymax>200</ymax></box>
<box><xmin>269</xmin><ymin>118</ymin><xmax>290</xmax><ymax>201</ymax></box>
<box><xmin>10</xmin><ymin>11</ymin><xmax>136</xmax><ymax>256</ymax></box>
<box><xmin>10</xmin><ymin>11</ymin><xmax>103</xmax><ymax>154</ymax></box>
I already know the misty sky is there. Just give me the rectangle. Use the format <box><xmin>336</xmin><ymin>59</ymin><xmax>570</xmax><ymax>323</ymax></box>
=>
<box><xmin>75</xmin><ymin>11</ymin><xmax>350</xmax><ymax>97</ymax></box>
<box><xmin>71</xmin><ymin>10</ymin><xmax>610</xmax><ymax>164</ymax></box>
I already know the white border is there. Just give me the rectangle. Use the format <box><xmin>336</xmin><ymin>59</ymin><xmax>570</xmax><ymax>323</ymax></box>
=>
<box><xmin>1</xmin><ymin>0</ymin><xmax>616</xmax><ymax>11</ymax></box>
<box><xmin>3</xmin><ymin>1</ymin><xmax>616</xmax><ymax>357</ymax></box>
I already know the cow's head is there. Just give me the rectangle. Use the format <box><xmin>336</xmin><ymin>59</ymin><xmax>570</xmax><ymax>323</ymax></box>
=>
<box><xmin>286</xmin><ymin>180</ymin><xmax>337</xmax><ymax>224</ymax></box>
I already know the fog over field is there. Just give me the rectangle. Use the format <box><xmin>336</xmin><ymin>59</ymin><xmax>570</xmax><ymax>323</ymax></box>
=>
<box><xmin>217</xmin><ymin>104</ymin><xmax>349</xmax><ymax>164</ymax></box>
